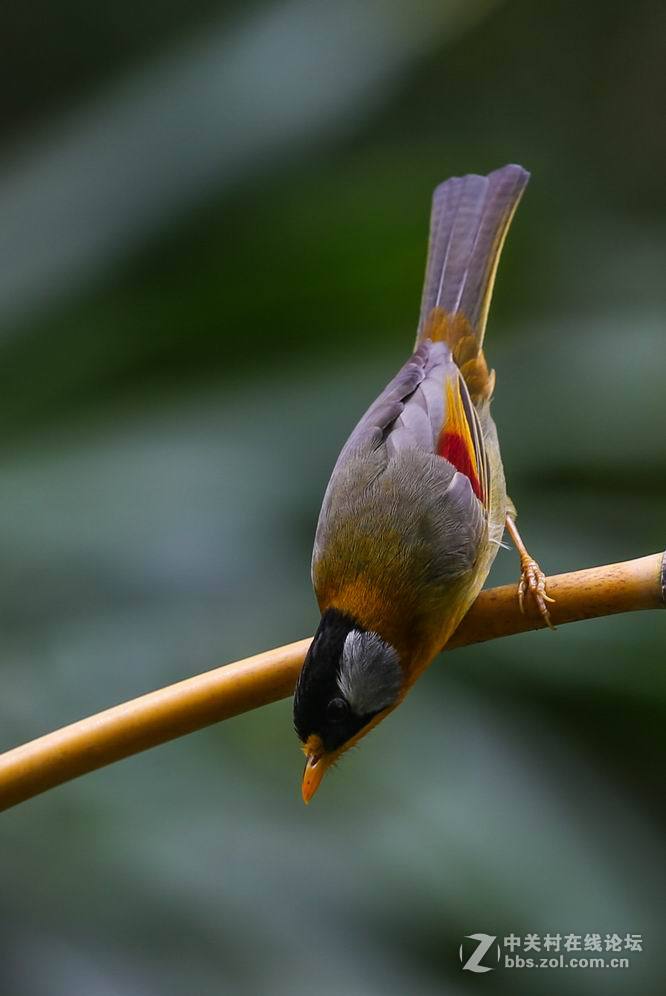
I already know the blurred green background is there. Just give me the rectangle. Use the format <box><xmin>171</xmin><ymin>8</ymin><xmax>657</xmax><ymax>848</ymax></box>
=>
<box><xmin>1</xmin><ymin>1</ymin><xmax>664</xmax><ymax>994</ymax></box>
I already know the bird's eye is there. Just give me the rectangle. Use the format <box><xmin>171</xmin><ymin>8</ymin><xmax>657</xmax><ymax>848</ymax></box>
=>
<box><xmin>326</xmin><ymin>697</ymin><xmax>349</xmax><ymax>720</ymax></box>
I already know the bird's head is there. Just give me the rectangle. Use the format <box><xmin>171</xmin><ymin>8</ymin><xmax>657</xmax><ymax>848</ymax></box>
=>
<box><xmin>293</xmin><ymin>608</ymin><xmax>404</xmax><ymax>802</ymax></box>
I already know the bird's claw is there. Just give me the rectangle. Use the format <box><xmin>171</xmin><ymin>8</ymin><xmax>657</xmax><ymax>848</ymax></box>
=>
<box><xmin>518</xmin><ymin>558</ymin><xmax>555</xmax><ymax>629</ymax></box>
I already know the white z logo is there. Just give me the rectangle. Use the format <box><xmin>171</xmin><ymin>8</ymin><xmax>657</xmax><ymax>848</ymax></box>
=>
<box><xmin>459</xmin><ymin>933</ymin><xmax>499</xmax><ymax>973</ymax></box>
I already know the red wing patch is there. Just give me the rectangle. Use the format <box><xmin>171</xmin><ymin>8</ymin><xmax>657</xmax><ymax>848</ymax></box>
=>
<box><xmin>437</xmin><ymin>377</ymin><xmax>487</xmax><ymax>505</ymax></box>
<box><xmin>438</xmin><ymin>431</ymin><xmax>483</xmax><ymax>501</ymax></box>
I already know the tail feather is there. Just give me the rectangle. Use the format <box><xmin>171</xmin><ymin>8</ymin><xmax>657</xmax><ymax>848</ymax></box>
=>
<box><xmin>417</xmin><ymin>164</ymin><xmax>529</xmax><ymax>351</ymax></box>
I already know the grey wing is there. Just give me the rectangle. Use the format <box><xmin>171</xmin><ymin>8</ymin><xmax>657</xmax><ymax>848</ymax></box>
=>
<box><xmin>313</xmin><ymin>339</ymin><xmax>487</xmax><ymax>586</ymax></box>
<box><xmin>334</xmin><ymin>338</ymin><xmax>455</xmax><ymax>465</ymax></box>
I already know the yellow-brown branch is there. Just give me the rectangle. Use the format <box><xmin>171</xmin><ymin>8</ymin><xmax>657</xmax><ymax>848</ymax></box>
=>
<box><xmin>0</xmin><ymin>552</ymin><xmax>663</xmax><ymax>813</ymax></box>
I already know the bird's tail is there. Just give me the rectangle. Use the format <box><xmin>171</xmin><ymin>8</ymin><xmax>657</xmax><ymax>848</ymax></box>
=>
<box><xmin>416</xmin><ymin>164</ymin><xmax>529</xmax><ymax>404</ymax></box>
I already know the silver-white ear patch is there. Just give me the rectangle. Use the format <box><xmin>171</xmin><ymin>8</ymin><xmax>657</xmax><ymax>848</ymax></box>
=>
<box><xmin>338</xmin><ymin>630</ymin><xmax>402</xmax><ymax>716</ymax></box>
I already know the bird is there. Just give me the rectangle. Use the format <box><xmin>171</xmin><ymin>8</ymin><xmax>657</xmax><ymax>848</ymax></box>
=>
<box><xmin>293</xmin><ymin>164</ymin><xmax>553</xmax><ymax>803</ymax></box>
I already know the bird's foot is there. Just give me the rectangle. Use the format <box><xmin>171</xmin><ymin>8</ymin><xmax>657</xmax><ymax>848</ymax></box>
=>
<box><xmin>518</xmin><ymin>558</ymin><xmax>555</xmax><ymax>629</ymax></box>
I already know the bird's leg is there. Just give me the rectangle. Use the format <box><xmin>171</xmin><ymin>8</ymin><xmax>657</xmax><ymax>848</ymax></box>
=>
<box><xmin>504</xmin><ymin>513</ymin><xmax>555</xmax><ymax>629</ymax></box>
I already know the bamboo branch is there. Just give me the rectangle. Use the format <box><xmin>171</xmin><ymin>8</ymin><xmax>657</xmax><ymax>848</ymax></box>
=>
<box><xmin>0</xmin><ymin>552</ymin><xmax>663</xmax><ymax>813</ymax></box>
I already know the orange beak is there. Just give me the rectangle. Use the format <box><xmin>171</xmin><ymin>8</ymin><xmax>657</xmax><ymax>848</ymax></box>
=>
<box><xmin>301</xmin><ymin>750</ymin><xmax>330</xmax><ymax>804</ymax></box>
<box><xmin>299</xmin><ymin>705</ymin><xmax>400</xmax><ymax>804</ymax></box>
